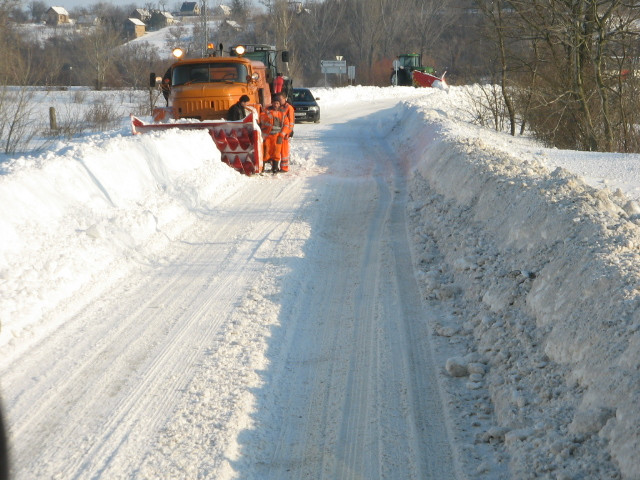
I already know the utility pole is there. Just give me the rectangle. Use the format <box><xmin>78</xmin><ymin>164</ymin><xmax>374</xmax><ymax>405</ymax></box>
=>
<box><xmin>201</xmin><ymin>0</ymin><xmax>208</xmax><ymax>56</ymax></box>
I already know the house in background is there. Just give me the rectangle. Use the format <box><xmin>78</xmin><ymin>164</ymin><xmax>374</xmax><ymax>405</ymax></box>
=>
<box><xmin>179</xmin><ymin>2</ymin><xmax>200</xmax><ymax>16</ymax></box>
<box><xmin>212</xmin><ymin>4</ymin><xmax>231</xmax><ymax>19</ymax></box>
<box><xmin>124</xmin><ymin>18</ymin><xmax>146</xmax><ymax>38</ymax></box>
<box><xmin>224</xmin><ymin>19</ymin><xmax>242</xmax><ymax>32</ymax></box>
<box><xmin>46</xmin><ymin>6</ymin><xmax>70</xmax><ymax>26</ymax></box>
<box><xmin>130</xmin><ymin>8</ymin><xmax>151</xmax><ymax>23</ymax></box>
<box><xmin>149</xmin><ymin>11</ymin><xmax>175</xmax><ymax>29</ymax></box>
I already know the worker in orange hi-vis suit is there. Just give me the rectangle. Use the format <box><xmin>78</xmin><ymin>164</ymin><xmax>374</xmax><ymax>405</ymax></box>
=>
<box><xmin>259</xmin><ymin>99</ymin><xmax>285</xmax><ymax>174</ymax></box>
<box><xmin>273</xmin><ymin>73</ymin><xmax>284</xmax><ymax>94</ymax></box>
<box><xmin>275</xmin><ymin>92</ymin><xmax>295</xmax><ymax>172</ymax></box>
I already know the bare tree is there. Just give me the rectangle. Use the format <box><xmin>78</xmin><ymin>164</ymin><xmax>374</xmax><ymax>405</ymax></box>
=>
<box><xmin>341</xmin><ymin>0</ymin><xmax>388</xmax><ymax>83</ymax></box>
<box><xmin>0</xmin><ymin>49</ymin><xmax>46</xmax><ymax>153</ymax></box>
<box><xmin>0</xmin><ymin>0</ymin><xmax>45</xmax><ymax>153</ymax></box>
<box><xmin>289</xmin><ymin>0</ymin><xmax>348</xmax><ymax>85</ymax></box>
<box><xmin>405</xmin><ymin>0</ymin><xmax>456</xmax><ymax>62</ymax></box>
<box><xmin>230</xmin><ymin>0</ymin><xmax>249</xmax><ymax>24</ymax></box>
<box><xmin>476</xmin><ymin>0</ymin><xmax>517</xmax><ymax>135</ymax></box>
<box><xmin>92</xmin><ymin>2</ymin><xmax>129</xmax><ymax>31</ymax></box>
<box><xmin>270</xmin><ymin>1</ymin><xmax>294</xmax><ymax>52</ymax></box>
<box><xmin>165</xmin><ymin>23</ymin><xmax>188</xmax><ymax>49</ymax></box>
<box><xmin>503</xmin><ymin>0</ymin><xmax>640</xmax><ymax>151</ymax></box>
<box><xmin>80</xmin><ymin>26</ymin><xmax>123</xmax><ymax>90</ymax></box>
<box><xmin>118</xmin><ymin>42</ymin><xmax>162</xmax><ymax>89</ymax></box>
<box><xmin>27</xmin><ymin>0</ymin><xmax>47</xmax><ymax>23</ymax></box>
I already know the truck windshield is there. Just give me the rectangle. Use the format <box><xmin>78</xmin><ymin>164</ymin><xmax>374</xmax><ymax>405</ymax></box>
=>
<box><xmin>172</xmin><ymin>63</ymin><xmax>248</xmax><ymax>86</ymax></box>
<box><xmin>243</xmin><ymin>50</ymin><xmax>275</xmax><ymax>67</ymax></box>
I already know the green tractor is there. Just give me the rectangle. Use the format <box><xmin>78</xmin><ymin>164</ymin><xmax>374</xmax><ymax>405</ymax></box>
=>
<box><xmin>391</xmin><ymin>53</ymin><xmax>436</xmax><ymax>86</ymax></box>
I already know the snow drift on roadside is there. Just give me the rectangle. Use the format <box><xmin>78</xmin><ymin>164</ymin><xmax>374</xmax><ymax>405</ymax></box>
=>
<box><xmin>396</xmin><ymin>99</ymin><xmax>640</xmax><ymax>478</ymax></box>
<box><xmin>0</xmin><ymin>129</ymin><xmax>242</xmax><ymax>351</ymax></box>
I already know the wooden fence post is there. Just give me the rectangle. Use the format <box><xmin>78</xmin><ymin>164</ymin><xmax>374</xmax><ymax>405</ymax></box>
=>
<box><xmin>49</xmin><ymin>107</ymin><xmax>57</xmax><ymax>131</ymax></box>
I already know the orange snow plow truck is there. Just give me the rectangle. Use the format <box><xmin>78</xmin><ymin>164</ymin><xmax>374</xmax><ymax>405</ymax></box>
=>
<box><xmin>131</xmin><ymin>44</ymin><xmax>289</xmax><ymax>175</ymax></box>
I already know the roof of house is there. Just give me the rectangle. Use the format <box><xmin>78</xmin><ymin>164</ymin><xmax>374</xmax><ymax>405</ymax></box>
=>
<box><xmin>153</xmin><ymin>11</ymin><xmax>174</xmax><ymax>19</ymax></box>
<box><xmin>127</xmin><ymin>18</ymin><xmax>146</xmax><ymax>26</ymax></box>
<box><xmin>180</xmin><ymin>2</ymin><xmax>198</xmax><ymax>11</ymax></box>
<box><xmin>49</xmin><ymin>6</ymin><xmax>69</xmax><ymax>15</ymax></box>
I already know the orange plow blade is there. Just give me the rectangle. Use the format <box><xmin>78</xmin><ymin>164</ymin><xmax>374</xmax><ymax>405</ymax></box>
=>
<box><xmin>131</xmin><ymin>113</ymin><xmax>264</xmax><ymax>176</ymax></box>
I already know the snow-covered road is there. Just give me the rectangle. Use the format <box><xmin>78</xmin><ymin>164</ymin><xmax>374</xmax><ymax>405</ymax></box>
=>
<box><xmin>2</xmin><ymin>85</ymin><xmax>640</xmax><ymax>479</ymax></box>
<box><xmin>1</xmin><ymin>92</ymin><xmax>460</xmax><ymax>479</ymax></box>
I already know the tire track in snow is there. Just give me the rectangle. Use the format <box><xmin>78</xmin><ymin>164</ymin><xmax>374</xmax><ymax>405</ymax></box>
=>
<box><xmin>234</xmin><ymin>113</ymin><xmax>458</xmax><ymax>479</ymax></box>
<box><xmin>384</xmin><ymin>149</ymin><xmax>462</xmax><ymax>478</ymax></box>
<box><xmin>1</xmin><ymin>177</ymin><xmax>306</xmax><ymax>479</ymax></box>
<box><xmin>131</xmin><ymin>177</ymin><xmax>314</xmax><ymax>479</ymax></box>
<box><xmin>336</xmin><ymin>154</ymin><xmax>393</xmax><ymax>478</ymax></box>
<box><xmin>9</xmin><ymin>235</ymin><xmax>242</xmax><ymax>478</ymax></box>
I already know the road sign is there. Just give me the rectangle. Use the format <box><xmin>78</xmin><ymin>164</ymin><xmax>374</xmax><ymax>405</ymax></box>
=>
<box><xmin>321</xmin><ymin>60</ymin><xmax>347</xmax><ymax>74</ymax></box>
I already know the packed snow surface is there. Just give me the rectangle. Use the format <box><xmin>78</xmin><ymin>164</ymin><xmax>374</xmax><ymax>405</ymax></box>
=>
<box><xmin>1</xmin><ymin>85</ymin><xmax>639</xmax><ymax>479</ymax></box>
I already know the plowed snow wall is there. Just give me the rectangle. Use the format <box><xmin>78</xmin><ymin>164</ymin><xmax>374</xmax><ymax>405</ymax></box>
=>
<box><xmin>398</xmin><ymin>105</ymin><xmax>640</xmax><ymax>478</ymax></box>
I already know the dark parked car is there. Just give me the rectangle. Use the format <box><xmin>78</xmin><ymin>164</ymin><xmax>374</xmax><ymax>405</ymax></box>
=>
<box><xmin>291</xmin><ymin>88</ymin><xmax>320</xmax><ymax>123</ymax></box>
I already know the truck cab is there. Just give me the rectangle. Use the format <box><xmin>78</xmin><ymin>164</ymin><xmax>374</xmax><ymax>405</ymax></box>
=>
<box><xmin>152</xmin><ymin>47</ymin><xmax>272</xmax><ymax>122</ymax></box>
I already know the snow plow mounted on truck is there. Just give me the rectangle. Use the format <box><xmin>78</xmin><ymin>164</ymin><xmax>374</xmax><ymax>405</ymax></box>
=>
<box><xmin>131</xmin><ymin>44</ymin><xmax>289</xmax><ymax>175</ymax></box>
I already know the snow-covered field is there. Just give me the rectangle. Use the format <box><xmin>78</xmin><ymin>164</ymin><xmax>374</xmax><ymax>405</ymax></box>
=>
<box><xmin>1</xmin><ymin>85</ymin><xmax>639</xmax><ymax>479</ymax></box>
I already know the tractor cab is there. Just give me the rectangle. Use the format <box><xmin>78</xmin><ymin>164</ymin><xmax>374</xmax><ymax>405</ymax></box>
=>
<box><xmin>230</xmin><ymin>44</ymin><xmax>292</xmax><ymax>96</ymax></box>
<box><xmin>391</xmin><ymin>53</ymin><xmax>436</xmax><ymax>86</ymax></box>
<box><xmin>398</xmin><ymin>54</ymin><xmax>421</xmax><ymax>69</ymax></box>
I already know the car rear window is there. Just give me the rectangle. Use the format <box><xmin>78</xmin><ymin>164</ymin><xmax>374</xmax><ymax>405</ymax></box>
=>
<box><xmin>294</xmin><ymin>90</ymin><xmax>314</xmax><ymax>102</ymax></box>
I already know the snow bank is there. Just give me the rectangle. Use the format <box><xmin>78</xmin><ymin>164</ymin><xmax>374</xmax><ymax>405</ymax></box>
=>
<box><xmin>398</xmin><ymin>101</ymin><xmax>640</xmax><ymax>478</ymax></box>
<box><xmin>0</xmin><ymin>129</ymin><xmax>242</xmax><ymax>351</ymax></box>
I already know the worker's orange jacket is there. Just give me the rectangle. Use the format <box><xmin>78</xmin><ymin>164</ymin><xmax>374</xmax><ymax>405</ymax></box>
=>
<box><xmin>273</xmin><ymin>76</ymin><xmax>284</xmax><ymax>94</ymax></box>
<box><xmin>260</xmin><ymin>107</ymin><xmax>285</xmax><ymax>163</ymax></box>
<box><xmin>276</xmin><ymin>102</ymin><xmax>295</xmax><ymax>171</ymax></box>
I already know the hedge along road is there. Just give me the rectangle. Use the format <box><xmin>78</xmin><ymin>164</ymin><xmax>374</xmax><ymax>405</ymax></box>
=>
<box><xmin>1</xmin><ymin>94</ymin><xmax>460</xmax><ymax>479</ymax></box>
